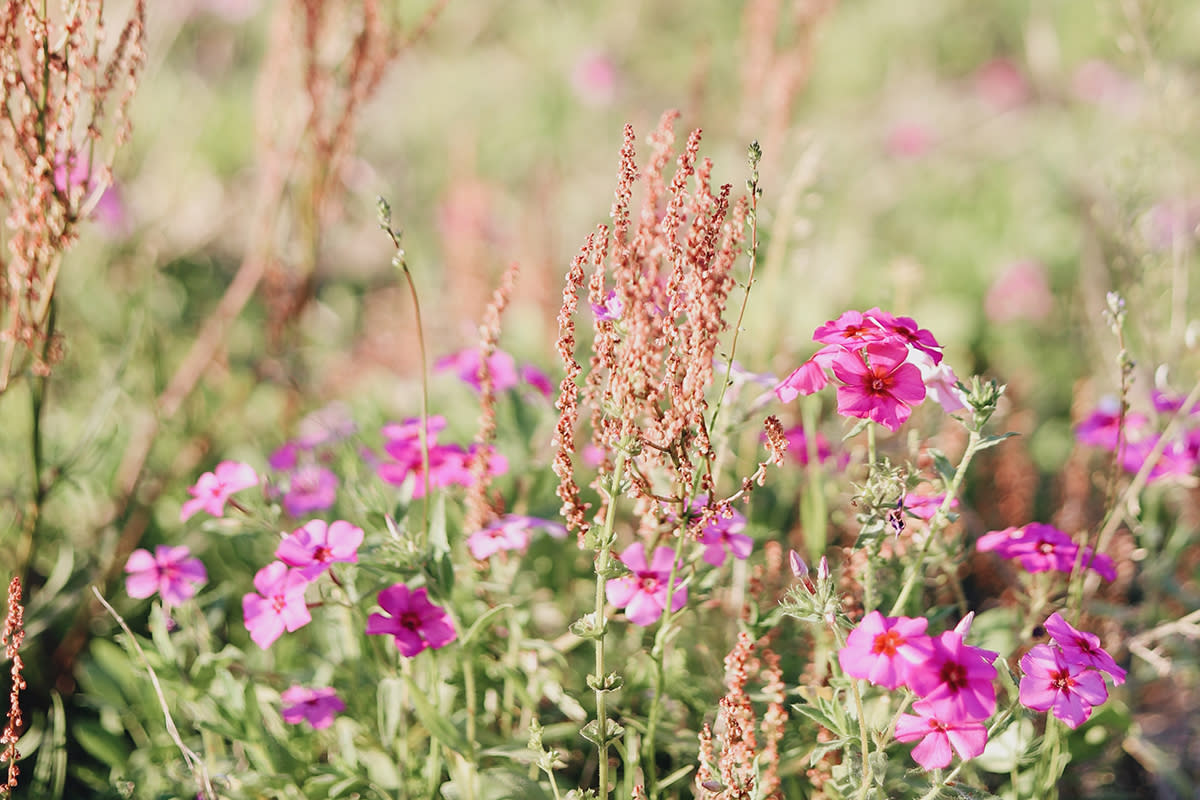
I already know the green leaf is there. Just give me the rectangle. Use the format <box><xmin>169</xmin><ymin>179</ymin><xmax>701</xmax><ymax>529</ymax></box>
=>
<box><xmin>929</xmin><ymin>449</ymin><xmax>955</xmax><ymax>483</ymax></box>
<box><xmin>404</xmin><ymin>674</ymin><xmax>470</xmax><ymax>755</ymax></box>
<box><xmin>842</xmin><ymin>418</ymin><xmax>871</xmax><ymax>441</ymax></box>
<box><xmin>72</xmin><ymin>720</ymin><xmax>130</xmax><ymax>769</ymax></box>
<box><xmin>977</xmin><ymin>432</ymin><xmax>1019</xmax><ymax>451</ymax></box>
<box><xmin>378</xmin><ymin>676</ymin><xmax>406</xmax><ymax>744</ymax></box>
<box><xmin>461</xmin><ymin>603</ymin><xmax>514</xmax><ymax>649</ymax></box>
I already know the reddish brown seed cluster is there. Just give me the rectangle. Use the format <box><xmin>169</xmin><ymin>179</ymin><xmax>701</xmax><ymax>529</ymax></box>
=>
<box><xmin>1</xmin><ymin>577</ymin><xmax>26</xmax><ymax>795</ymax></box>
<box><xmin>552</xmin><ymin>111</ymin><xmax>755</xmax><ymax>541</ymax></box>
<box><xmin>0</xmin><ymin>0</ymin><xmax>146</xmax><ymax>390</ymax></box>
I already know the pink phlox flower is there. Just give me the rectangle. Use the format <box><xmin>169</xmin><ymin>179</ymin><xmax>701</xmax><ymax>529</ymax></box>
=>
<box><xmin>812</xmin><ymin>310</ymin><xmax>893</xmax><ymax>348</ymax></box>
<box><xmin>1043</xmin><ymin>612</ymin><xmax>1126</xmax><ymax>685</ymax></box>
<box><xmin>1074</xmin><ymin>398</ymin><xmax>1151</xmax><ymax>450</ymax></box>
<box><xmin>280</xmin><ymin>465</ymin><xmax>339</xmax><ymax>517</ymax></box>
<box><xmin>894</xmin><ymin>698</ymin><xmax>989</xmax><ymax>770</ymax></box>
<box><xmin>985</xmin><ymin>261</ymin><xmax>1053</xmax><ymax>323</ymax></box>
<box><xmin>775</xmin><ymin>356</ymin><xmax>830</xmax><ymax>403</ymax></box>
<box><xmin>831</xmin><ymin>341</ymin><xmax>927</xmax><ymax>431</ymax></box>
<box><xmin>366</xmin><ymin>584</ymin><xmax>457</xmax><ymax>657</ymax></box>
<box><xmin>865</xmin><ymin>307</ymin><xmax>943</xmax><ymax>365</ymax></box>
<box><xmin>276</xmin><ymin>519</ymin><xmax>363</xmax><ymax>579</ymax></box>
<box><xmin>974</xmin><ymin>57</ymin><xmax>1030</xmax><ymax>112</ymax></box>
<box><xmin>906</xmin><ymin>628</ymin><xmax>998</xmax><ymax>721</ymax></box>
<box><xmin>780</xmin><ymin>425</ymin><xmax>843</xmax><ymax>469</ymax></box>
<box><xmin>377</xmin><ymin>416</ymin><xmax>506</xmax><ymax>496</ymax></box>
<box><xmin>913</xmin><ymin>357</ymin><xmax>968</xmax><ymax>414</ymax></box>
<box><xmin>382</xmin><ymin>415</ymin><xmax>448</xmax><ymax>444</ymax></box>
<box><xmin>125</xmin><ymin>545</ymin><xmax>207</xmax><ymax>608</ymax></box>
<box><xmin>838</xmin><ymin>611</ymin><xmax>935</xmax><ymax>690</ymax></box>
<box><xmin>605</xmin><ymin>542</ymin><xmax>687</xmax><ymax>627</ymax></box>
<box><xmin>519</xmin><ymin>364</ymin><xmax>554</xmax><ymax>398</ymax></box>
<box><xmin>180</xmin><ymin>461</ymin><xmax>259</xmax><ymax>522</ymax></box>
<box><xmin>571</xmin><ymin>50</ymin><xmax>618</xmax><ymax>107</ymax></box>
<box><xmin>295</xmin><ymin>402</ymin><xmax>357</xmax><ymax>449</ymax></box>
<box><xmin>1019</xmin><ymin>643</ymin><xmax>1109</xmax><ymax>728</ymax></box>
<box><xmin>280</xmin><ymin>686</ymin><xmax>345</xmax><ymax>730</ymax></box>
<box><xmin>590</xmin><ymin>289</ymin><xmax>625</xmax><ymax>322</ymax></box>
<box><xmin>903</xmin><ymin>490</ymin><xmax>957</xmax><ymax>521</ymax></box>
<box><xmin>1151</xmin><ymin>389</ymin><xmax>1200</xmax><ymax>416</ymax></box>
<box><xmin>976</xmin><ymin>523</ymin><xmax>1116</xmax><ymax>581</ymax></box>
<box><xmin>435</xmin><ymin>348</ymin><xmax>520</xmax><ymax>393</ymax></box>
<box><xmin>242</xmin><ymin>561</ymin><xmax>312</xmax><ymax>649</ymax></box>
<box><xmin>466</xmin><ymin>514</ymin><xmax>567</xmax><ymax>560</ymax></box>
<box><xmin>1119</xmin><ymin>434</ymin><xmax>1197</xmax><ymax>483</ymax></box>
<box><xmin>684</xmin><ymin>496</ymin><xmax>751</xmax><ymax>567</ymax></box>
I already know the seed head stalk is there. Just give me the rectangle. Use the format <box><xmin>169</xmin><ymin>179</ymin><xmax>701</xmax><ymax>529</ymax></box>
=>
<box><xmin>378</xmin><ymin>198</ymin><xmax>431</xmax><ymax>545</ymax></box>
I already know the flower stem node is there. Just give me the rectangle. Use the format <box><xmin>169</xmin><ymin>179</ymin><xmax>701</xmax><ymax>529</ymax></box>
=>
<box><xmin>570</xmin><ymin>613</ymin><xmax>608</xmax><ymax>640</ymax></box>
<box><xmin>587</xmin><ymin>672</ymin><xmax>624</xmax><ymax>693</ymax></box>
<box><xmin>580</xmin><ymin>718</ymin><xmax>625</xmax><ymax>747</ymax></box>
<box><xmin>960</xmin><ymin>376</ymin><xmax>1006</xmax><ymax>431</ymax></box>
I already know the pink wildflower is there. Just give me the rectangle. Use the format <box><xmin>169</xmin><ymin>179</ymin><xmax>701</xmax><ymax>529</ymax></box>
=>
<box><xmin>180</xmin><ymin>461</ymin><xmax>258</xmax><ymax>522</ymax></box>
<box><xmin>1019</xmin><ymin>644</ymin><xmax>1109</xmax><ymax>728</ymax></box>
<box><xmin>831</xmin><ymin>341</ymin><xmax>927</xmax><ymax>431</ymax></box>
<box><xmin>812</xmin><ymin>310</ymin><xmax>892</xmax><ymax>348</ymax></box>
<box><xmin>280</xmin><ymin>686</ymin><xmax>345</xmax><ymax>730</ymax></box>
<box><xmin>275</xmin><ymin>519</ymin><xmax>364</xmax><ymax>579</ymax></box>
<box><xmin>466</xmin><ymin>514</ymin><xmax>567</xmax><ymax>560</ymax></box>
<box><xmin>366</xmin><ymin>584</ymin><xmax>457</xmax><ymax>657</ymax></box>
<box><xmin>1043</xmin><ymin>613</ymin><xmax>1126</xmax><ymax>685</ymax></box>
<box><xmin>976</xmin><ymin>523</ymin><xmax>1116</xmax><ymax>581</ymax></box>
<box><xmin>124</xmin><ymin>546</ymin><xmax>207</xmax><ymax>608</ymax></box>
<box><xmin>435</xmin><ymin>348</ymin><xmax>520</xmax><ymax>393</ymax></box>
<box><xmin>838</xmin><ymin>611</ymin><xmax>934</xmax><ymax>690</ymax></box>
<box><xmin>780</xmin><ymin>425</ymin><xmax>841</xmax><ymax>468</ymax></box>
<box><xmin>694</xmin><ymin>504</ymin><xmax>752</xmax><ymax>567</ymax></box>
<box><xmin>866</xmin><ymin>308</ymin><xmax>943</xmax><ymax>364</ymax></box>
<box><xmin>606</xmin><ymin>542</ymin><xmax>687</xmax><ymax>627</ymax></box>
<box><xmin>906</xmin><ymin>628</ymin><xmax>998</xmax><ymax>721</ymax></box>
<box><xmin>774</xmin><ymin>356</ymin><xmax>831</xmax><ymax>403</ymax></box>
<box><xmin>903</xmin><ymin>491</ymin><xmax>957</xmax><ymax>521</ymax></box>
<box><xmin>894</xmin><ymin>699</ymin><xmax>988</xmax><ymax>770</ymax></box>
<box><xmin>519</xmin><ymin>365</ymin><xmax>554</xmax><ymax>398</ymax></box>
<box><xmin>1074</xmin><ymin>398</ymin><xmax>1150</xmax><ymax>450</ymax></box>
<box><xmin>242</xmin><ymin>562</ymin><xmax>312</xmax><ymax>649</ymax></box>
<box><xmin>280</xmin><ymin>465</ymin><xmax>338</xmax><ymax>517</ymax></box>
<box><xmin>985</xmin><ymin>261</ymin><xmax>1052</xmax><ymax>323</ymax></box>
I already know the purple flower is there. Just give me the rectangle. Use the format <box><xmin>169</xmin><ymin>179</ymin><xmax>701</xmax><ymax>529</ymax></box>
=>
<box><xmin>366</xmin><ymin>584</ymin><xmax>457</xmax><ymax>657</ymax></box>
<box><xmin>280</xmin><ymin>686</ymin><xmax>345</xmax><ymax>730</ymax></box>
<box><xmin>242</xmin><ymin>561</ymin><xmax>312</xmax><ymax>649</ymax></box>
<box><xmin>775</xmin><ymin>356</ymin><xmax>831</xmax><ymax>403</ymax></box>
<box><xmin>124</xmin><ymin>545</ymin><xmax>207</xmax><ymax>608</ymax></box>
<box><xmin>605</xmin><ymin>542</ymin><xmax>687</xmax><ymax>627</ymax></box>
<box><xmin>275</xmin><ymin>519</ymin><xmax>364</xmax><ymax>579</ymax></box>
<box><xmin>1044</xmin><ymin>613</ymin><xmax>1126</xmax><ymax>685</ymax></box>
<box><xmin>435</xmin><ymin>348</ymin><xmax>520</xmax><ymax>393</ymax></box>
<box><xmin>590</xmin><ymin>289</ymin><xmax>625</xmax><ymax>322</ymax></box>
<box><xmin>906</xmin><ymin>628</ymin><xmax>999</xmax><ymax>721</ymax></box>
<box><xmin>466</xmin><ymin>514</ymin><xmax>567</xmax><ymax>560</ymax></box>
<box><xmin>685</xmin><ymin>497</ymin><xmax>751</xmax><ymax>567</ymax></box>
<box><xmin>1019</xmin><ymin>644</ymin><xmax>1109</xmax><ymax>728</ymax></box>
<box><xmin>780</xmin><ymin>426</ymin><xmax>841</xmax><ymax>468</ymax></box>
<box><xmin>894</xmin><ymin>699</ymin><xmax>989</xmax><ymax>770</ymax></box>
<box><xmin>1074</xmin><ymin>399</ymin><xmax>1151</xmax><ymax>450</ymax></box>
<box><xmin>180</xmin><ymin>461</ymin><xmax>258</xmax><ymax>522</ymax></box>
<box><xmin>281</xmin><ymin>465</ymin><xmax>339</xmax><ymax>517</ymax></box>
<box><xmin>519</xmin><ymin>364</ymin><xmax>554</xmax><ymax>398</ymax></box>
<box><xmin>976</xmin><ymin>523</ymin><xmax>1116</xmax><ymax>581</ymax></box>
<box><xmin>866</xmin><ymin>307</ymin><xmax>943</xmax><ymax>365</ymax></box>
<box><xmin>837</xmin><ymin>611</ymin><xmax>934</xmax><ymax>690</ymax></box>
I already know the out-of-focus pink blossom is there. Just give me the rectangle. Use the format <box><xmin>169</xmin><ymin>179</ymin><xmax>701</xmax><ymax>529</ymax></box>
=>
<box><xmin>985</xmin><ymin>261</ymin><xmax>1053</xmax><ymax>323</ymax></box>
<box><xmin>886</xmin><ymin>121</ymin><xmax>934</xmax><ymax>159</ymax></box>
<box><xmin>125</xmin><ymin>545</ymin><xmax>207</xmax><ymax>608</ymax></box>
<box><xmin>686</xmin><ymin>498</ymin><xmax>752</xmax><ymax>567</ymax></box>
<box><xmin>974</xmin><ymin>57</ymin><xmax>1029</xmax><ymax>111</ymax></box>
<box><xmin>180</xmin><ymin>461</ymin><xmax>258</xmax><ymax>522</ymax></box>
<box><xmin>279</xmin><ymin>465</ymin><xmax>338</xmax><ymax>517</ymax></box>
<box><xmin>281</xmin><ymin>686</ymin><xmax>344</xmax><ymax>730</ymax></box>
<box><xmin>571</xmin><ymin>50</ymin><xmax>618</xmax><ymax>107</ymax></box>
<box><xmin>976</xmin><ymin>523</ymin><xmax>1117</xmax><ymax>581</ymax></box>
<box><xmin>466</xmin><ymin>514</ymin><xmax>566</xmax><ymax>560</ymax></box>
<box><xmin>435</xmin><ymin>348</ymin><xmax>520</xmax><ymax>393</ymax></box>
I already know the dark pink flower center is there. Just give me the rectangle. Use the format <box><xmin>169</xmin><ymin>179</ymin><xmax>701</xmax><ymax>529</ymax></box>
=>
<box><xmin>1050</xmin><ymin>669</ymin><xmax>1076</xmax><ymax>693</ymax></box>
<box><xmin>871</xmin><ymin>630</ymin><xmax>903</xmax><ymax>657</ymax></box>
<box><xmin>1037</xmin><ymin>541</ymin><xmax>1058</xmax><ymax>555</ymax></box>
<box><xmin>638</xmin><ymin>575</ymin><xmax>660</xmax><ymax>593</ymax></box>
<box><xmin>400</xmin><ymin>611</ymin><xmax>422</xmax><ymax>631</ymax></box>
<box><xmin>939</xmin><ymin>660</ymin><xmax>968</xmax><ymax>690</ymax></box>
<box><xmin>312</xmin><ymin>545</ymin><xmax>332</xmax><ymax>563</ymax></box>
<box><xmin>272</xmin><ymin>593</ymin><xmax>287</xmax><ymax>613</ymax></box>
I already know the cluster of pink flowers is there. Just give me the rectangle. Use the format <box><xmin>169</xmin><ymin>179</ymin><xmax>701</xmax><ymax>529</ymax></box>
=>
<box><xmin>839</xmin><ymin>612</ymin><xmax>997</xmax><ymax>770</ymax></box>
<box><xmin>434</xmin><ymin>347</ymin><xmax>553</xmax><ymax>398</ymax></box>
<box><xmin>465</xmin><ymin>514</ymin><xmax>567</xmax><ymax>560</ymax></box>
<box><xmin>976</xmin><ymin>522</ymin><xmax>1116</xmax><ymax>581</ymax></box>
<box><xmin>775</xmin><ymin>308</ymin><xmax>964</xmax><ymax>431</ymax></box>
<box><xmin>374</xmin><ymin>415</ymin><xmax>507</xmax><ymax>498</ymax></box>
<box><xmin>266</xmin><ymin>405</ymin><xmax>357</xmax><ymax>518</ymax></box>
<box><xmin>242</xmin><ymin>519</ymin><xmax>364</xmax><ymax>649</ymax></box>
<box><xmin>1018</xmin><ymin>613</ymin><xmax>1125</xmax><ymax>729</ymax></box>
<box><xmin>1075</xmin><ymin>393</ymin><xmax>1200</xmax><ymax>483</ymax></box>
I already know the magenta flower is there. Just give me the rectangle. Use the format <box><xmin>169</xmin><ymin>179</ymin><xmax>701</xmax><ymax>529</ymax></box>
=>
<box><xmin>902</xmin><ymin>491</ymin><xmax>957</xmax><ymax>521</ymax></box>
<box><xmin>985</xmin><ymin>261</ymin><xmax>1052</xmax><ymax>323</ymax></box>
<box><xmin>906</xmin><ymin>628</ymin><xmax>998</xmax><ymax>721</ymax></box>
<box><xmin>684</xmin><ymin>497</ymin><xmax>752</xmax><ymax>567</ymax></box>
<box><xmin>435</xmin><ymin>348</ymin><xmax>520</xmax><ymax>393</ymax></box>
<box><xmin>180</xmin><ymin>461</ymin><xmax>258</xmax><ymax>522</ymax></box>
<box><xmin>242</xmin><ymin>561</ymin><xmax>312</xmax><ymax>649</ymax></box>
<box><xmin>1044</xmin><ymin>613</ymin><xmax>1126</xmax><ymax>685</ymax></box>
<box><xmin>606</xmin><ymin>542</ymin><xmax>687</xmax><ymax>627</ymax></box>
<box><xmin>1019</xmin><ymin>644</ymin><xmax>1109</xmax><ymax>728</ymax></box>
<box><xmin>866</xmin><ymin>307</ymin><xmax>943</xmax><ymax>365</ymax></box>
<box><xmin>831</xmin><ymin>341</ymin><xmax>927</xmax><ymax>431</ymax></box>
<box><xmin>519</xmin><ymin>365</ymin><xmax>555</xmax><ymax>398</ymax></box>
<box><xmin>280</xmin><ymin>465</ymin><xmax>339</xmax><ymax>517</ymax></box>
<box><xmin>976</xmin><ymin>523</ymin><xmax>1116</xmax><ymax>581</ymax></box>
<box><xmin>280</xmin><ymin>686</ymin><xmax>345</xmax><ymax>730</ymax></box>
<box><xmin>812</xmin><ymin>310</ymin><xmax>892</xmax><ymax>348</ymax></box>
<box><xmin>590</xmin><ymin>289</ymin><xmax>625</xmax><ymax>322</ymax></box>
<box><xmin>775</xmin><ymin>356</ymin><xmax>831</xmax><ymax>403</ymax></box>
<box><xmin>780</xmin><ymin>425</ymin><xmax>841</xmax><ymax>468</ymax></box>
<box><xmin>466</xmin><ymin>514</ymin><xmax>567</xmax><ymax>560</ymax></box>
<box><xmin>838</xmin><ymin>611</ymin><xmax>935</xmax><ymax>690</ymax></box>
<box><xmin>276</xmin><ymin>519</ymin><xmax>364</xmax><ymax>579</ymax></box>
<box><xmin>894</xmin><ymin>699</ymin><xmax>988</xmax><ymax>770</ymax></box>
<box><xmin>125</xmin><ymin>546</ymin><xmax>207</xmax><ymax>608</ymax></box>
<box><xmin>366</xmin><ymin>584</ymin><xmax>457</xmax><ymax>657</ymax></box>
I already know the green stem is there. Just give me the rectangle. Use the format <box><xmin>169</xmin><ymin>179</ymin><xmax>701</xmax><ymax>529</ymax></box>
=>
<box><xmin>889</xmin><ymin>429</ymin><xmax>982</xmax><ymax>617</ymax></box>
<box><xmin>592</xmin><ymin>451</ymin><xmax>627</xmax><ymax>798</ymax></box>
<box><xmin>643</xmin><ymin>527</ymin><xmax>690</xmax><ymax>797</ymax></box>
<box><xmin>17</xmin><ymin>300</ymin><xmax>56</xmax><ymax>581</ymax></box>
<box><xmin>830</xmin><ymin>622</ymin><xmax>872</xmax><ymax>797</ymax></box>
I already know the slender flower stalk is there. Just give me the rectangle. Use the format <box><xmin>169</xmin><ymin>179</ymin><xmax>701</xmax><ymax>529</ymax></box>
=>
<box><xmin>1</xmin><ymin>578</ymin><xmax>25</xmax><ymax>797</ymax></box>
